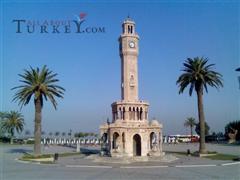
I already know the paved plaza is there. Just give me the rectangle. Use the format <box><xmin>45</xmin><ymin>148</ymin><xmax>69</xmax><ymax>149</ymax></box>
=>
<box><xmin>163</xmin><ymin>143</ymin><xmax>240</xmax><ymax>156</ymax></box>
<box><xmin>1</xmin><ymin>143</ymin><xmax>240</xmax><ymax>180</ymax></box>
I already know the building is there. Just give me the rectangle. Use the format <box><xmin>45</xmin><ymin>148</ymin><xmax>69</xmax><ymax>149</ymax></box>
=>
<box><xmin>100</xmin><ymin>17</ymin><xmax>163</xmax><ymax>157</ymax></box>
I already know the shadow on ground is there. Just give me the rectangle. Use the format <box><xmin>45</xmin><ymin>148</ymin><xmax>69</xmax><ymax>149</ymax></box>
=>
<box><xmin>80</xmin><ymin>147</ymin><xmax>100</xmax><ymax>155</ymax></box>
<box><xmin>7</xmin><ymin>148</ymin><xmax>33</xmax><ymax>154</ymax></box>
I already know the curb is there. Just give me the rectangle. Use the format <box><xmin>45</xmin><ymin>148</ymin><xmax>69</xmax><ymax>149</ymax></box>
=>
<box><xmin>62</xmin><ymin>162</ymin><xmax>240</xmax><ymax>169</ymax></box>
<box><xmin>16</xmin><ymin>158</ymin><xmax>240</xmax><ymax>169</ymax></box>
<box><xmin>120</xmin><ymin>162</ymin><xmax>240</xmax><ymax>169</ymax></box>
<box><xmin>16</xmin><ymin>158</ymin><xmax>58</xmax><ymax>166</ymax></box>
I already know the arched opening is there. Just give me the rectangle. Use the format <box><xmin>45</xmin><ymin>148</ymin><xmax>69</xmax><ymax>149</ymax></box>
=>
<box><xmin>133</xmin><ymin>107</ymin><xmax>135</xmax><ymax>120</ymax></box>
<box><xmin>122</xmin><ymin>132</ymin><xmax>125</xmax><ymax>151</ymax></box>
<box><xmin>129</xmin><ymin>107</ymin><xmax>132</xmax><ymax>120</ymax></box>
<box><xmin>102</xmin><ymin>133</ymin><xmax>108</xmax><ymax>143</ymax></box>
<box><xmin>150</xmin><ymin>132</ymin><xmax>157</xmax><ymax>150</ymax></box>
<box><xmin>112</xmin><ymin>132</ymin><xmax>120</xmax><ymax>150</ymax></box>
<box><xmin>136</xmin><ymin>107</ymin><xmax>139</xmax><ymax>120</ymax></box>
<box><xmin>133</xmin><ymin>134</ymin><xmax>141</xmax><ymax>156</ymax></box>
<box><xmin>123</xmin><ymin>107</ymin><xmax>125</xmax><ymax>120</ymax></box>
<box><xmin>140</xmin><ymin>107</ymin><xmax>143</xmax><ymax>120</ymax></box>
<box><xmin>128</xmin><ymin>25</ymin><xmax>133</xmax><ymax>34</ymax></box>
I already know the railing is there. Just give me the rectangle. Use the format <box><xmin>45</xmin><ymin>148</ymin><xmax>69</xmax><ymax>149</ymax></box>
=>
<box><xmin>41</xmin><ymin>138</ymin><xmax>101</xmax><ymax>145</ymax></box>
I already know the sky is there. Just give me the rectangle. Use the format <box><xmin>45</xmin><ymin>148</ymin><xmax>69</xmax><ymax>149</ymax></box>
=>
<box><xmin>0</xmin><ymin>0</ymin><xmax>239</xmax><ymax>136</ymax></box>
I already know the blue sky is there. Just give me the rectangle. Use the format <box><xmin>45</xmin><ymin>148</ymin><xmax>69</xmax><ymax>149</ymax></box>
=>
<box><xmin>0</xmin><ymin>0</ymin><xmax>239</xmax><ymax>135</ymax></box>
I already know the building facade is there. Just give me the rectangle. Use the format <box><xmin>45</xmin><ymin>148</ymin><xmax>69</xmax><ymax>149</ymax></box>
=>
<box><xmin>100</xmin><ymin>17</ymin><xmax>163</xmax><ymax>157</ymax></box>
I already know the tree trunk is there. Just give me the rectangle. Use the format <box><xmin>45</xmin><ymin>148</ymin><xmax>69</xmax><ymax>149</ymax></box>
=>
<box><xmin>10</xmin><ymin>137</ymin><xmax>13</xmax><ymax>144</ymax></box>
<box><xmin>190</xmin><ymin>126</ymin><xmax>193</xmax><ymax>143</ymax></box>
<box><xmin>10</xmin><ymin>131</ymin><xmax>14</xmax><ymax>144</ymax></box>
<box><xmin>34</xmin><ymin>98</ymin><xmax>42</xmax><ymax>155</ymax></box>
<box><xmin>197</xmin><ymin>90</ymin><xmax>207</xmax><ymax>154</ymax></box>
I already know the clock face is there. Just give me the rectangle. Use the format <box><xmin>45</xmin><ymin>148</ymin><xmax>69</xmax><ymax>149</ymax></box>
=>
<box><xmin>129</xmin><ymin>41</ymin><xmax>135</xmax><ymax>48</ymax></box>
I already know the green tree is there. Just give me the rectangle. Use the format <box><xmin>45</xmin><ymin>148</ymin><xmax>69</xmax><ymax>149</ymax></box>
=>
<box><xmin>195</xmin><ymin>122</ymin><xmax>210</xmax><ymax>136</ymax></box>
<box><xmin>184</xmin><ymin>117</ymin><xmax>196</xmax><ymax>142</ymax></box>
<box><xmin>0</xmin><ymin>112</ymin><xmax>7</xmax><ymax>136</ymax></box>
<box><xmin>55</xmin><ymin>131</ymin><xmax>60</xmax><ymax>137</ymax></box>
<box><xmin>74</xmin><ymin>133</ymin><xmax>79</xmax><ymax>138</ymax></box>
<box><xmin>177</xmin><ymin>57</ymin><xmax>223</xmax><ymax>153</ymax></box>
<box><xmin>68</xmin><ymin>129</ymin><xmax>72</xmax><ymax>137</ymax></box>
<box><xmin>12</xmin><ymin>65</ymin><xmax>65</xmax><ymax>155</ymax></box>
<box><xmin>225</xmin><ymin>121</ymin><xmax>240</xmax><ymax>141</ymax></box>
<box><xmin>1</xmin><ymin>111</ymin><xmax>24</xmax><ymax>144</ymax></box>
<box><xmin>49</xmin><ymin>132</ymin><xmax>53</xmax><ymax>137</ymax></box>
<box><xmin>62</xmin><ymin>132</ymin><xmax>66</xmax><ymax>137</ymax></box>
<box><xmin>0</xmin><ymin>112</ymin><xmax>7</xmax><ymax>120</ymax></box>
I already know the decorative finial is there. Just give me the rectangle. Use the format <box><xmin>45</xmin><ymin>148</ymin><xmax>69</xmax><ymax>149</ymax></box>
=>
<box><xmin>126</xmin><ymin>13</ymin><xmax>131</xmax><ymax>21</ymax></box>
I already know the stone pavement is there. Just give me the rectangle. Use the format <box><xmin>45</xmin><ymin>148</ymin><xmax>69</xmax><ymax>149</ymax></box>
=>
<box><xmin>1</xmin><ymin>144</ymin><xmax>240</xmax><ymax>180</ymax></box>
<box><xmin>56</xmin><ymin>152</ymin><xmax>237</xmax><ymax>168</ymax></box>
<box><xmin>163</xmin><ymin>143</ymin><xmax>240</xmax><ymax>156</ymax></box>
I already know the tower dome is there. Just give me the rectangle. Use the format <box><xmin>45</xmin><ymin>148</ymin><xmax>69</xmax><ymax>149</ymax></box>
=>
<box><xmin>151</xmin><ymin>120</ymin><xmax>160</xmax><ymax>126</ymax></box>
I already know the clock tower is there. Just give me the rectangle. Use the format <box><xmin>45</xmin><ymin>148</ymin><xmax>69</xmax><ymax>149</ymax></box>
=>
<box><xmin>119</xmin><ymin>18</ymin><xmax>139</xmax><ymax>101</ymax></box>
<box><xmin>100</xmin><ymin>17</ymin><xmax>163</xmax><ymax>158</ymax></box>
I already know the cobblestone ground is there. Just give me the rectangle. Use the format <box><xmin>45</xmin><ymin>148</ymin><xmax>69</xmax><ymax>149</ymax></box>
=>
<box><xmin>1</xmin><ymin>144</ymin><xmax>239</xmax><ymax>180</ymax></box>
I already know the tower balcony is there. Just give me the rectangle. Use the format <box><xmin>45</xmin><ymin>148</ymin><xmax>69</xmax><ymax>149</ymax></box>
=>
<box><xmin>111</xmin><ymin>100</ymin><xmax>149</xmax><ymax>123</ymax></box>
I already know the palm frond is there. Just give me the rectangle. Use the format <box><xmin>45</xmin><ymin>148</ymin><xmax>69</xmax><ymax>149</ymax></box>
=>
<box><xmin>177</xmin><ymin>57</ymin><xmax>223</xmax><ymax>95</ymax></box>
<box><xmin>12</xmin><ymin>65</ymin><xmax>65</xmax><ymax>109</ymax></box>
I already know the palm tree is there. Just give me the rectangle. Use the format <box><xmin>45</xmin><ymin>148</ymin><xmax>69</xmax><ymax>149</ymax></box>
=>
<box><xmin>68</xmin><ymin>129</ymin><xmax>72</xmax><ymax>138</ymax></box>
<box><xmin>49</xmin><ymin>132</ymin><xmax>53</xmax><ymax>137</ymax></box>
<box><xmin>195</xmin><ymin>122</ymin><xmax>210</xmax><ymax>136</ymax></box>
<box><xmin>12</xmin><ymin>65</ymin><xmax>65</xmax><ymax>155</ymax></box>
<box><xmin>177</xmin><ymin>57</ymin><xmax>223</xmax><ymax>154</ymax></box>
<box><xmin>0</xmin><ymin>112</ymin><xmax>7</xmax><ymax>136</ymax></box>
<box><xmin>0</xmin><ymin>111</ymin><xmax>7</xmax><ymax>120</ymax></box>
<box><xmin>55</xmin><ymin>131</ymin><xmax>60</xmax><ymax>137</ymax></box>
<box><xmin>184</xmin><ymin>117</ymin><xmax>196</xmax><ymax>142</ymax></box>
<box><xmin>1</xmin><ymin>111</ymin><xmax>24</xmax><ymax>144</ymax></box>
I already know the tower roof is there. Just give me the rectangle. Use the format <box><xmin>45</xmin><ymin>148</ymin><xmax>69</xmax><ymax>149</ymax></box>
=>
<box><xmin>123</xmin><ymin>16</ymin><xmax>135</xmax><ymax>24</ymax></box>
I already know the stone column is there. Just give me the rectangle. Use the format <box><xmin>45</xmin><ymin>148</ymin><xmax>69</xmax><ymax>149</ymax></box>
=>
<box><xmin>112</xmin><ymin>112</ymin><xmax>115</xmax><ymax>121</ymax></box>
<box><xmin>159</xmin><ymin>132</ymin><xmax>163</xmax><ymax>153</ymax></box>
<box><xmin>108</xmin><ymin>131</ymin><xmax>112</xmax><ymax>153</ymax></box>
<box><xmin>125</xmin><ymin>109</ymin><xmax>129</xmax><ymax>120</ymax></box>
<box><xmin>141</xmin><ymin>133</ymin><xmax>148</xmax><ymax>156</ymax></box>
<box><xmin>117</xmin><ymin>111</ymin><xmax>120</xmax><ymax>119</ymax></box>
<box><xmin>76</xmin><ymin>143</ymin><xmax>81</xmax><ymax>152</ymax></box>
<box><xmin>119</xmin><ymin>133</ymin><xmax>123</xmax><ymax>152</ymax></box>
<box><xmin>124</xmin><ymin>132</ymin><xmax>132</xmax><ymax>156</ymax></box>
